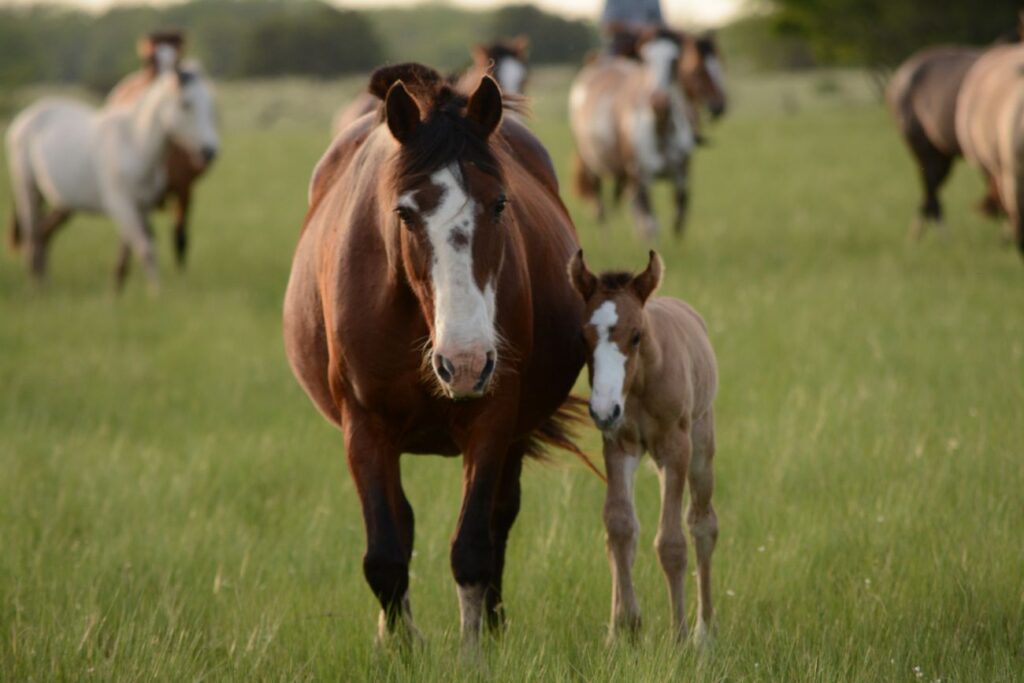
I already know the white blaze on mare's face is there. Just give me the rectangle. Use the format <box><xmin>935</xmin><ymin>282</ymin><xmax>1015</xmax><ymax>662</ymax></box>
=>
<box><xmin>640</xmin><ymin>38</ymin><xmax>680</xmax><ymax>94</ymax></box>
<box><xmin>153</xmin><ymin>44</ymin><xmax>178</xmax><ymax>72</ymax></box>
<box><xmin>168</xmin><ymin>70</ymin><xmax>220</xmax><ymax>160</ymax></box>
<box><xmin>496</xmin><ymin>57</ymin><xmax>527</xmax><ymax>95</ymax></box>
<box><xmin>423</xmin><ymin>165</ymin><xmax>497</xmax><ymax>355</ymax></box>
<box><xmin>589</xmin><ymin>300</ymin><xmax>627</xmax><ymax>422</ymax></box>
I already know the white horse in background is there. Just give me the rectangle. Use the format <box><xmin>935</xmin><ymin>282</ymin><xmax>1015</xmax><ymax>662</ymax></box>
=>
<box><xmin>5</xmin><ymin>52</ymin><xmax>219</xmax><ymax>290</ymax></box>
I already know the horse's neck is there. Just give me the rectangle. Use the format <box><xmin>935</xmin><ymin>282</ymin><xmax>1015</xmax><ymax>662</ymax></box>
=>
<box><xmin>124</xmin><ymin>78</ymin><xmax>173</xmax><ymax>172</ymax></box>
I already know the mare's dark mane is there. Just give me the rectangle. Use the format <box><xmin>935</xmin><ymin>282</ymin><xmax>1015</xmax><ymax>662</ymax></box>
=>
<box><xmin>369</xmin><ymin>63</ymin><xmax>529</xmax><ymax>190</ymax></box>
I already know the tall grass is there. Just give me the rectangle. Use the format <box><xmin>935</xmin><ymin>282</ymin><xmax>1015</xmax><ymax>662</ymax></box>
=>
<box><xmin>1</xmin><ymin>68</ymin><xmax>1021</xmax><ymax>681</ymax></box>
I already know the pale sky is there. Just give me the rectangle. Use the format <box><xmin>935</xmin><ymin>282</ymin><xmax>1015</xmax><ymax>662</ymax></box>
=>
<box><xmin>2</xmin><ymin>0</ymin><xmax>747</xmax><ymax>27</ymax></box>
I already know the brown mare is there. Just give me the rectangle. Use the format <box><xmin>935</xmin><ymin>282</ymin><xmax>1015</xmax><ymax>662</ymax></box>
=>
<box><xmin>105</xmin><ymin>31</ymin><xmax>215</xmax><ymax>266</ymax></box>
<box><xmin>570</xmin><ymin>29</ymin><xmax>711</xmax><ymax>239</ymax></box>
<box><xmin>331</xmin><ymin>38</ymin><xmax>531</xmax><ymax>138</ymax></box>
<box><xmin>284</xmin><ymin>63</ymin><xmax>588</xmax><ymax>648</ymax></box>
<box><xmin>887</xmin><ymin>46</ymin><xmax>1003</xmax><ymax>239</ymax></box>
<box><xmin>569</xmin><ymin>250</ymin><xmax>718</xmax><ymax>645</ymax></box>
<box><xmin>957</xmin><ymin>42</ymin><xmax>1024</xmax><ymax>255</ymax></box>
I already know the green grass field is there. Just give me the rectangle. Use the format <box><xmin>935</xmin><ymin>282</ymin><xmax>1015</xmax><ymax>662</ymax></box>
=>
<box><xmin>2</xmin><ymin>67</ymin><xmax>1022</xmax><ymax>681</ymax></box>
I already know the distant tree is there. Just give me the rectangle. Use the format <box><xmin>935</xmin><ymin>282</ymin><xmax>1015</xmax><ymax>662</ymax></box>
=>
<box><xmin>242</xmin><ymin>5</ymin><xmax>385</xmax><ymax>77</ymax></box>
<box><xmin>489</xmin><ymin>4</ymin><xmax>599</xmax><ymax>64</ymax></box>
<box><xmin>770</xmin><ymin>0</ymin><xmax>1023</xmax><ymax>68</ymax></box>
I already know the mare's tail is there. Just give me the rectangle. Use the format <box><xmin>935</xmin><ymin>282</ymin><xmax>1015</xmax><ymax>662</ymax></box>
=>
<box><xmin>526</xmin><ymin>395</ymin><xmax>606</xmax><ymax>483</ymax></box>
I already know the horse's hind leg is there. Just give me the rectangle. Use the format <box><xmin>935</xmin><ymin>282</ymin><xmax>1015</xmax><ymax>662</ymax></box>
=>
<box><xmin>671</xmin><ymin>159</ymin><xmax>691</xmax><ymax>237</ymax></box>
<box><xmin>687</xmin><ymin>411</ymin><xmax>718</xmax><ymax>646</ymax></box>
<box><xmin>344</xmin><ymin>405</ymin><xmax>421</xmax><ymax>647</ymax></box>
<box><xmin>113</xmin><ymin>242</ymin><xmax>132</xmax><ymax>292</ymax></box>
<box><xmin>572</xmin><ymin>152</ymin><xmax>606</xmax><ymax>223</ymax></box>
<box><xmin>7</xmin><ymin>152</ymin><xmax>45</xmax><ymax>279</ymax></box>
<box><xmin>40</xmin><ymin>208</ymin><xmax>73</xmax><ymax>247</ymax></box>
<box><xmin>631</xmin><ymin>179</ymin><xmax>658</xmax><ymax>240</ymax></box>
<box><xmin>171</xmin><ymin>187</ymin><xmax>191</xmax><ymax>269</ymax></box>
<box><xmin>603</xmin><ymin>442</ymin><xmax>642</xmax><ymax>643</ymax></box>
<box><xmin>907</xmin><ymin>131</ymin><xmax>953</xmax><ymax>240</ymax></box>
<box><xmin>651</xmin><ymin>429</ymin><xmax>692</xmax><ymax>643</ymax></box>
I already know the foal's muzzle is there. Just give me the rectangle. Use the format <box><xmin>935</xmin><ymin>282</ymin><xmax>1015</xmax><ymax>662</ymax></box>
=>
<box><xmin>433</xmin><ymin>349</ymin><xmax>497</xmax><ymax>399</ymax></box>
<box><xmin>589</xmin><ymin>402</ymin><xmax>623</xmax><ymax>431</ymax></box>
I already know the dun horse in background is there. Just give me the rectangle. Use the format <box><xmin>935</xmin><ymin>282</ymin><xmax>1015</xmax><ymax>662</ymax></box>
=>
<box><xmin>887</xmin><ymin>47</ymin><xmax>1002</xmax><ymax>239</ymax></box>
<box><xmin>107</xmin><ymin>31</ymin><xmax>217</xmax><ymax>267</ymax></box>
<box><xmin>957</xmin><ymin>42</ymin><xmax>1024</xmax><ymax>257</ymax></box>
<box><xmin>331</xmin><ymin>38</ymin><xmax>531</xmax><ymax>138</ymax></box>
<box><xmin>284</xmin><ymin>63</ymin><xmax>591</xmax><ymax>649</ymax></box>
<box><xmin>569</xmin><ymin>250</ymin><xmax>718</xmax><ymax>645</ymax></box>
<box><xmin>6</xmin><ymin>51</ymin><xmax>218</xmax><ymax>289</ymax></box>
<box><xmin>571</xmin><ymin>29</ymin><xmax>721</xmax><ymax>239</ymax></box>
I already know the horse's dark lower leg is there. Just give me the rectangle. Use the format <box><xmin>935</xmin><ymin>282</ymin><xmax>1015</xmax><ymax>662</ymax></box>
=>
<box><xmin>908</xmin><ymin>132</ymin><xmax>953</xmax><ymax>237</ymax></box>
<box><xmin>573</xmin><ymin>153</ymin><xmax>606</xmax><ymax>223</ymax></box>
<box><xmin>172</xmin><ymin>190</ymin><xmax>191</xmax><ymax>269</ymax></box>
<box><xmin>978</xmin><ymin>173</ymin><xmax>1004</xmax><ymax>219</ymax></box>
<box><xmin>451</xmin><ymin>447</ymin><xmax>509</xmax><ymax>647</ymax></box>
<box><xmin>114</xmin><ymin>243</ymin><xmax>131</xmax><ymax>291</ymax></box>
<box><xmin>632</xmin><ymin>182</ymin><xmax>657</xmax><ymax>239</ymax></box>
<box><xmin>40</xmin><ymin>208</ymin><xmax>72</xmax><ymax>247</ymax></box>
<box><xmin>672</xmin><ymin>164</ymin><xmax>690</xmax><ymax>237</ymax></box>
<box><xmin>343</xmin><ymin>411</ymin><xmax>413</xmax><ymax>641</ymax></box>
<box><xmin>485</xmin><ymin>452</ymin><xmax>523</xmax><ymax>633</ymax></box>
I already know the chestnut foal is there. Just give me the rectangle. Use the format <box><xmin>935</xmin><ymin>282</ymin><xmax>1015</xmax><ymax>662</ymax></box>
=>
<box><xmin>569</xmin><ymin>250</ymin><xmax>718</xmax><ymax>645</ymax></box>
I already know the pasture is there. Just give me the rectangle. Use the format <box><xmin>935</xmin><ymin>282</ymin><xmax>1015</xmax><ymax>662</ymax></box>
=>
<box><xmin>2</xmin><ymin>67</ymin><xmax>1022</xmax><ymax>681</ymax></box>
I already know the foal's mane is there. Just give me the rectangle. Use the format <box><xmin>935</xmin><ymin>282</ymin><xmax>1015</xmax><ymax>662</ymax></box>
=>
<box><xmin>597</xmin><ymin>271</ymin><xmax>635</xmax><ymax>291</ymax></box>
<box><xmin>367</xmin><ymin>63</ymin><xmax>527</xmax><ymax>191</ymax></box>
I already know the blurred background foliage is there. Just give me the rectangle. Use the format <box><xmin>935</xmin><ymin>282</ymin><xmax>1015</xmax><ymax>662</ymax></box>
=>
<box><xmin>0</xmin><ymin>0</ymin><xmax>1021</xmax><ymax>94</ymax></box>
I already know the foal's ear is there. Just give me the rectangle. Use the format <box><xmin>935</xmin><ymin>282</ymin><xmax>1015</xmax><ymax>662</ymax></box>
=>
<box><xmin>568</xmin><ymin>249</ymin><xmax>597</xmax><ymax>301</ymax></box>
<box><xmin>466</xmin><ymin>75</ymin><xmax>503</xmax><ymax>138</ymax></box>
<box><xmin>632</xmin><ymin>250</ymin><xmax>663</xmax><ymax>303</ymax></box>
<box><xmin>385</xmin><ymin>80</ymin><xmax>421</xmax><ymax>144</ymax></box>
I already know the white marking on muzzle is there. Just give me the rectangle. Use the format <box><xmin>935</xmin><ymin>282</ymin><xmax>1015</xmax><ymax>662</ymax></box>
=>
<box><xmin>589</xmin><ymin>300</ymin><xmax>626</xmax><ymax>421</ymax></box>
<box><xmin>425</xmin><ymin>166</ymin><xmax>496</xmax><ymax>355</ymax></box>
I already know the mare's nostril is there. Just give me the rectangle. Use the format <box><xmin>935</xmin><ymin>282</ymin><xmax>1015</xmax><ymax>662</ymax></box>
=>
<box><xmin>474</xmin><ymin>351</ymin><xmax>497</xmax><ymax>392</ymax></box>
<box><xmin>201</xmin><ymin>146</ymin><xmax>217</xmax><ymax>164</ymax></box>
<box><xmin>611</xmin><ymin>404</ymin><xmax>621</xmax><ymax>420</ymax></box>
<box><xmin>435</xmin><ymin>355</ymin><xmax>454</xmax><ymax>384</ymax></box>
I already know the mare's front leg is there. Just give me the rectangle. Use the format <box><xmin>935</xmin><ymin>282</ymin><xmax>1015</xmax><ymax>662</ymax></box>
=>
<box><xmin>171</xmin><ymin>186</ymin><xmax>192</xmax><ymax>269</ymax></box>
<box><xmin>343</xmin><ymin>403</ymin><xmax>420</xmax><ymax>646</ymax></box>
<box><xmin>651</xmin><ymin>428</ymin><xmax>692</xmax><ymax>642</ymax></box>
<box><xmin>603</xmin><ymin>438</ymin><xmax>642</xmax><ymax>643</ymax></box>
<box><xmin>484</xmin><ymin>447</ymin><xmax>524</xmax><ymax>633</ymax></box>
<box><xmin>451</xmin><ymin>420</ymin><xmax>519</xmax><ymax>651</ymax></box>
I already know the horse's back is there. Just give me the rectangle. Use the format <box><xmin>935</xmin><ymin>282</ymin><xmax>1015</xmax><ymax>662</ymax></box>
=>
<box><xmin>888</xmin><ymin>46</ymin><xmax>979</xmax><ymax>156</ymax></box>
<box><xmin>958</xmin><ymin>44</ymin><xmax>1024</xmax><ymax>215</ymax></box>
<box><xmin>647</xmin><ymin>296</ymin><xmax>717</xmax><ymax>419</ymax></box>
<box><xmin>569</xmin><ymin>59</ymin><xmax>641</xmax><ymax>174</ymax></box>
<box><xmin>7</xmin><ymin>98</ymin><xmax>101</xmax><ymax>209</ymax></box>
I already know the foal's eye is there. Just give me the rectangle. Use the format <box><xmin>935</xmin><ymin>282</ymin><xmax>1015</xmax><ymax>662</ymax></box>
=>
<box><xmin>395</xmin><ymin>206</ymin><xmax>414</xmax><ymax>225</ymax></box>
<box><xmin>631</xmin><ymin>332</ymin><xmax>642</xmax><ymax>348</ymax></box>
<box><xmin>493</xmin><ymin>195</ymin><xmax>508</xmax><ymax>219</ymax></box>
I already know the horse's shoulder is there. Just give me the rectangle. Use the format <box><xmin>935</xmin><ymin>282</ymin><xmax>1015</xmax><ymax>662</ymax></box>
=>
<box><xmin>309</xmin><ymin>113</ymin><xmax>378</xmax><ymax>208</ymax></box>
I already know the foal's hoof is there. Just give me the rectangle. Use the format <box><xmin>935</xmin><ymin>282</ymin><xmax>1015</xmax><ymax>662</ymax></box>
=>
<box><xmin>692</xmin><ymin>620</ymin><xmax>715</xmax><ymax>650</ymax></box>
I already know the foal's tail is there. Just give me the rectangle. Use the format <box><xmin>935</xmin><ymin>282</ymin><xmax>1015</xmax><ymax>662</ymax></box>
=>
<box><xmin>7</xmin><ymin>210</ymin><xmax>21</xmax><ymax>252</ymax></box>
<box><xmin>526</xmin><ymin>395</ymin><xmax>607</xmax><ymax>483</ymax></box>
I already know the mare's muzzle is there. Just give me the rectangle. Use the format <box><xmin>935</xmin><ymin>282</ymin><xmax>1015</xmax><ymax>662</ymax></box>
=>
<box><xmin>433</xmin><ymin>348</ymin><xmax>497</xmax><ymax>399</ymax></box>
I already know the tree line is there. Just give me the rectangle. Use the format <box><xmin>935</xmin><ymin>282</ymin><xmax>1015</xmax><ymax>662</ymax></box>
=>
<box><xmin>0</xmin><ymin>0</ymin><xmax>599</xmax><ymax>92</ymax></box>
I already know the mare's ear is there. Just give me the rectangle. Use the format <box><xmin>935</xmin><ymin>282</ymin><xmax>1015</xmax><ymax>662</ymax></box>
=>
<box><xmin>385</xmin><ymin>80</ymin><xmax>421</xmax><ymax>144</ymax></box>
<box><xmin>632</xmin><ymin>250</ymin><xmax>663</xmax><ymax>303</ymax></box>
<box><xmin>568</xmin><ymin>249</ymin><xmax>597</xmax><ymax>301</ymax></box>
<box><xmin>466</xmin><ymin>75</ymin><xmax>503</xmax><ymax>138</ymax></box>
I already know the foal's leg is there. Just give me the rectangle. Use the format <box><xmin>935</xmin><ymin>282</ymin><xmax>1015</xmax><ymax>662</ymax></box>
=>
<box><xmin>603</xmin><ymin>440</ymin><xmax>642</xmax><ymax>643</ymax></box>
<box><xmin>651</xmin><ymin>429</ymin><xmax>691</xmax><ymax>642</ymax></box>
<box><xmin>687</xmin><ymin>411</ymin><xmax>718</xmax><ymax>646</ymax></box>
<box><xmin>343</xmin><ymin>406</ymin><xmax>420</xmax><ymax>646</ymax></box>
<box><xmin>485</xmin><ymin>448</ymin><xmax>524</xmax><ymax>633</ymax></box>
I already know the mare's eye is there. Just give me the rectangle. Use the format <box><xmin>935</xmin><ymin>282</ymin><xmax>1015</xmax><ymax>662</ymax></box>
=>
<box><xmin>494</xmin><ymin>195</ymin><xmax>508</xmax><ymax>219</ymax></box>
<box><xmin>395</xmin><ymin>206</ymin><xmax>414</xmax><ymax>226</ymax></box>
<box><xmin>631</xmin><ymin>332</ymin><xmax>642</xmax><ymax>347</ymax></box>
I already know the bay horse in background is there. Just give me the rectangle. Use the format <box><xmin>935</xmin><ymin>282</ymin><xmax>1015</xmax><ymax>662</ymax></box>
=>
<box><xmin>569</xmin><ymin>250</ymin><xmax>718</xmax><ymax>645</ymax></box>
<box><xmin>331</xmin><ymin>38</ymin><xmax>531</xmax><ymax>138</ymax></box>
<box><xmin>887</xmin><ymin>47</ymin><xmax>1003</xmax><ymax>239</ymax></box>
<box><xmin>570</xmin><ymin>29</ymin><xmax>698</xmax><ymax>239</ymax></box>
<box><xmin>106</xmin><ymin>31</ymin><xmax>217</xmax><ymax>267</ymax></box>
<box><xmin>957</xmin><ymin>42</ymin><xmax>1024</xmax><ymax>257</ymax></box>
<box><xmin>6</xmin><ymin>54</ymin><xmax>219</xmax><ymax>289</ymax></box>
<box><xmin>285</xmin><ymin>63</ymin><xmax>593</xmax><ymax>649</ymax></box>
